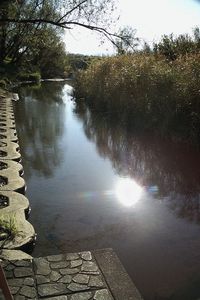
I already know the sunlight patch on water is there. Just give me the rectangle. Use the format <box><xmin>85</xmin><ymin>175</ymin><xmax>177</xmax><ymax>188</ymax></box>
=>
<box><xmin>115</xmin><ymin>178</ymin><xmax>143</xmax><ymax>207</ymax></box>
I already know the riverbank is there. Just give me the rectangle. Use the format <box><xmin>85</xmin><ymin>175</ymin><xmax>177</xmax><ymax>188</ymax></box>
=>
<box><xmin>75</xmin><ymin>53</ymin><xmax>200</xmax><ymax>145</ymax></box>
<box><xmin>0</xmin><ymin>88</ymin><xmax>35</xmax><ymax>260</ymax></box>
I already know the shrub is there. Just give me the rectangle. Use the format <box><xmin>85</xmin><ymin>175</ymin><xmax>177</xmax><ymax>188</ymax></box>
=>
<box><xmin>18</xmin><ymin>72</ymin><xmax>41</xmax><ymax>83</ymax></box>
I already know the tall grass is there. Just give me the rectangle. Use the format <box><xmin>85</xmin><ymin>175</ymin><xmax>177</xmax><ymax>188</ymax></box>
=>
<box><xmin>74</xmin><ymin>53</ymin><xmax>200</xmax><ymax>143</ymax></box>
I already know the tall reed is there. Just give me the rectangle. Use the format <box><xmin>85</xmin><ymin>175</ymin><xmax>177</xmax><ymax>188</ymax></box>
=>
<box><xmin>75</xmin><ymin>53</ymin><xmax>200</xmax><ymax>143</ymax></box>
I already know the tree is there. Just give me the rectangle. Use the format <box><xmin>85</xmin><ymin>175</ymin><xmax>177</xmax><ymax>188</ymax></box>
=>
<box><xmin>114</xmin><ymin>26</ymin><xmax>139</xmax><ymax>55</ymax></box>
<box><xmin>0</xmin><ymin>0</ymin><xmax>117</xmax><ymax>42</ymax></box>
<box><xmin>153</xmin><ymin>28</ymin><xmax>200</xmax><ymax>60</ymax></box>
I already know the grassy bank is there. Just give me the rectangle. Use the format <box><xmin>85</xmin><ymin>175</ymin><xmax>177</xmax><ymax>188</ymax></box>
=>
<box><xmin>75</xmin><ymin>53</ymin><xmax>200</xmax><ymax>143</ymax></box>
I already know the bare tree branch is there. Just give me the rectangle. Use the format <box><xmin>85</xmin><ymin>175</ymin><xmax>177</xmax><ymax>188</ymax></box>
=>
<box><xmin>56</xmin><ymin>0</ymin><xmax>88</xmax><ymax>23</ymax></box>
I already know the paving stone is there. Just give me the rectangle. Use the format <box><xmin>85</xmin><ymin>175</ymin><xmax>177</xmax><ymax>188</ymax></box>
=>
<box><xmin>38</xmin><ymin>283</ymin><xmax>67</xmax><ymax>297</ymax></box>
<box><xmin>19</xmin><ymin>286</ymin><xmax>37</xmax><ymax>298</ymax></box>
<box><xmin>70</xmin><ymin>292</ymin><xmax>93</xmax><ymax>300</ymax></box>
<box><xmin>36</xmin><ymin>275</ymin><xmax>50</xmax><ymax>285</ymax></box>
<box><xmin>94</xmin><ymin>289</ymin><xmax>113</xmax><ymax>300</ymax></box>
<box><xmin>7</xmin><ymin>278</ymin><xmax>24</xmax><ymax>287</ymax></box>
<box><xmin>14</xmin><ymin>267</ymin><xmax>33</xmax><ymax>278</ymax></box>
<box><xmin>67</xmin><ymin>283</ymin><xmax>90</xmax><ymax>292</ymax></box>
<box><xmin>50</xmin><ymin>271</ymin><xmax>62</xmax><ymax>282</ymax></box>
<box><xmin>58</xmin><ymin>275</ymin><xmax>72</xmax><ymax>284</ymax></box>
<box><xmin>23</xmin><ymin>277</ymin><xmax>35</xmax><ymax>286</ymax></box>
<box><xmin>50</xmin><ymin>261</ymin><xmax>69</xmax><ymax>269</ymax></box>
<box><xmin>9</xmin><ymin>286</ymin><xmax>20</xmax><ymax>294</ymax></box>
<box><xmin>81</xmin><ymin>262</ymin><xmax>98</xmax><ymax>273</ymax></box>
<box><xmin>34</xmin><ymin>257</ymin><xmax>51</xmax><ymax>275</ymax></box>
<box><xmin>70</xmin><ymin>260</ymin><xmax>82</xmax><ymax>268</ymax></box>
<box><xmin>5</xmin><ymin>264</ymin><xmax>15</xmax><ymax>271</ymax></box>
<box><xmin>66</xmin><ymin>253</ymin><xmax>80</xmax><ymax>261</ymax></box>
<box><xmin>15</xmin><ymin>295</ymin><xmax>25</xmax><ymax>300</ymax></box>
<box><xmin>73</xmin><ymin>274</ymin><xmax>89</xmax><ymax>285</ymax></box>
<box><xmin>80</xmin><ymin>252</ymin><xmax>92</xmax><ymax>261</ymax></box>
<box><xmin>1</xmin><ymin>260</ymin><xmax>9</xmax><ymax>268</ymax></box>
<box><xmin>14</xmin><ymin>260</ymin><xmax>32</xmax><ymax>267</ymax></box>
<box><xmin>5</xmin><ymin>270</ymin><xmax>13</xmax><ymax>278</ymax></box>
<box><xmin>88</xmin><ymin>276</ymin><xmax>104</xmax><ymax>288</ymax></box>
<box><xmin>45</xmin><ymin>297</ymin><xmax>68</xmax><ymax>300</ymax></box>
<box><xmin>60</xmin><ymin>268</ymin><xmax>79</xmax><ymax>275</ymax></box>
<box><xmin>47</xmin><ymin>255</ymin><xmax>64</xmax><ymax>262</ymax></box>
<box><xmin>0</xmin><ymin>249</ymin><xmax>32</xmax><ymax>261</ymax></box>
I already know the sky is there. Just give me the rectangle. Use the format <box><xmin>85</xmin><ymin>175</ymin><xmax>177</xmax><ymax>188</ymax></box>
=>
<box><xmin>64</xmin><ymin>0</ymin><xmax>200</xmax><ymax>55</ymax></box>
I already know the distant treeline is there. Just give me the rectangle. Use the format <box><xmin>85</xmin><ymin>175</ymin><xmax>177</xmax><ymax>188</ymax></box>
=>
<box><xmin>75</xmin><ymin>29</ymin><xmax>200</xmax><ymax>144</ymax></box>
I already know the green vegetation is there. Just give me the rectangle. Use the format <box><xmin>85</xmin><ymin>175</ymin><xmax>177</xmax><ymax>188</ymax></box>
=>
<box><xmin>0</xmin><ymin>0</ymin><xmax>116</xmax><ymax>82</ymax></box>
<box><xmin>18</xmin><ymin>72</ymin><xmax>41</xmax><ymax>83</ymax></box>
<box><xmin>75</xmin><ymin>29</ymin><xmax>200</xmax><ymax>144</ymax></box>
<box><xmin>0</xmin><ymin>214</ymin><xmax>18</xmax><ymax>242</ymax></box>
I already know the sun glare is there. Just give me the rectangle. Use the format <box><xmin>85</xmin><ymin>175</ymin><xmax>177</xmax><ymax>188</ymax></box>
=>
<box><xmin>115</xmin><ymin>178</ymin><xmax>143</xmax><ymax>207</ymax></box>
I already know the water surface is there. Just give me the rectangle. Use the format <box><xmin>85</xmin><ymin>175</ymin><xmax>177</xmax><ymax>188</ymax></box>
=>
<box><xmin>15</xmin><ymin>82</ymin><xmax>200</xmax><ymax>300</ymax></box>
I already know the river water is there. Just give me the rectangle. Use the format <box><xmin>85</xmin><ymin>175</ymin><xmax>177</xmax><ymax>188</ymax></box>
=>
<box><xmin>14</xmin><ymin>82</ymin><xmax>200</xmax><ymax>300</ymax></box>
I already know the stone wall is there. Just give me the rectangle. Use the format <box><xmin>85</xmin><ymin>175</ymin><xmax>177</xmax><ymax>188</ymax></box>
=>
<box><xmin>0</xmin><ymin>91</ymin><xmax>35</xmax><ymax>259</ymax></box>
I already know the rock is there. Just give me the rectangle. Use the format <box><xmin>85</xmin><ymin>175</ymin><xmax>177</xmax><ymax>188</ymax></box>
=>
<box><xmin>23</xmin><ymin>277</ymin><xmax>34</xmax><ymax>286</ymax></box>
<box><xmin>4</xmin><ymin>270</ymin><xmax>13</xmax><ymax>278</ymax></box>
<box><xmin>50</xmin><ymin>271</ymin><xmax>62</xmax><ymax>282</ymax></box>
<box><xmin>0</xmin><ymin>249</ymin><xmax>32</xmax><ymax>261</ymax></box>
<box><xmin>94</xmin><ymin>289</ymin><xmax>113</xmax><ymax>300</ymax></box>
<box><xmin>66</xmin><ymin>253</ymin><xmax>79</xmax><ymax>261</ymax></box>
<box><xmin>60</xmin><ymin>268</ymin><xmax>79</xmax><ymax>275</ymax></box>
<box><xmin>70</xmin><ymin>292</ymin><xmax>93</xmax><ymax>300</ymax></box>
<box><xmin>9</xmin><ymin>286</ymin><xmax>20</xmax><ymax>295</ymax></box>
<box><xmin>7</xmin><ymin>278</ymin><xmax>23</xmax><ymax>286</ymax></box>
<box><xmin>36</xmin><ymin>275</ymin><xmax>50</xmax><ymax>285</ymax></box>
<box><xmin>58</xmin><ymin>275</ymin><xmax>72</xmax><ymax>284</ymax></box>
<box><xmin>47</xmin><ymin>254</ymin><xmax>64</xmax><ymax>262</ymax></box>
<box><xmin>67</xmin><ymin>283</ymin><xmax>89</xmax><ymax>292</ymax></box>
<box><xmin>19</xmin><ymin>286</ymin><xmax>37</xmax><ymax>298</ymax></box>
<box><xmin>73</xmin><ymin>274</ymin><xmax>89</xmax><ymax>285</ymax></box>
<box><xmin>88</xmin><ymin>275</ymin><xmax>104</xmax><ymax>288</ymax></box>
<box><xmin>45</xmin><ymin>297</ymin><xmax>68</xmax><ymax>300</ymax></box>
<box><xmin>81</xmin><ymin>261</ymin><xmax>98</xmax><ymax>273</ymax></box>
<box><xmin>70</xmin><ymin>260</ymin><xmax>82</xmax><ymax>268</ymax></box>
<box><xmin>15</xmin><ymin>295</ymin><xmax>25</xmax><ymax>300</ymax></box>
<box><xmin>80</xmin><ymin>252</ymin><xmax>92</xmax><ymax>261</ymax></box>
<box><xmin>14</xmin><ymin>267</ymin><xmax>33</xmax><ymax>278</ymax></box>
<box><xmin>50</xmin><ymin>261</ymin><xmax>69</xmax><ymax>269</ymax></box>
<box><xmin>34</xmin><ymin>257</ymin><xmax>51</xmax><ymax>275</ymax></box>
<box><xmin>38</xmin><ymin>283</ymin><xmax>67</xmax><ymax>297</ymax></box>
<box><xmin>4</xmin><ymin>263</ymin><xmax>15</xmax><ymax>271</ymax></box>
<box><xmin>13</xmin><ymin>259</ymin><xmax>32</xmax><ymax>267</ymax></box>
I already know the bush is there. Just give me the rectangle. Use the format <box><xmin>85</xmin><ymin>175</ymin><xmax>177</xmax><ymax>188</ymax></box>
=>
<box><xmin>18</xmin><ymin>72</ymin><xmax>41</xmax><ymax>83</ymax></box>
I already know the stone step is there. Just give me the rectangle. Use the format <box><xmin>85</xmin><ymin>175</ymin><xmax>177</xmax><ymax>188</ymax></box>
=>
<box><xmin>0</xmin><ymin>168</ymin><xmax>25</xmax><ymax>194</ymax></box>
<box><xmin>1</xmin><ymin>249</ymin><xmax>143</xmax><ymax>300</ymax></box>
<box><xmin>0</xmin><ymin>142</ymin><xmax>21</xmax><ymax>161</ymax></box>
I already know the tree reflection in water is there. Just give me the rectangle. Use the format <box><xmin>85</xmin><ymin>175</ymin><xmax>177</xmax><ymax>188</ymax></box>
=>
<box><xmin>74</xmin><ymin>103</ymin><xmax>200</xmax><ymax>224</ymax></box>
<box><xmin>14</xmin><ymin>82</ymin><xmax>66</xmax><ymax>178</ymax></box>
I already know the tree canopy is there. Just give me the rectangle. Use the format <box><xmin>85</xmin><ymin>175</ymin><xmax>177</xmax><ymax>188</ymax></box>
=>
<box><xmin>0</xmin><ymin>0</ymin><xmax>120</xmax><ymax>79</ymax></box>
<box><xmin>0</xmin><ymin>0</ymin><xmax>117</xmax><ymax>41</ymax></box>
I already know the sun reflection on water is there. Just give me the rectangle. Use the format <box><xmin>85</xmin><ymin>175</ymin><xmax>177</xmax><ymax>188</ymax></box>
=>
<box><xmin>115</xmin><ymin>178</ymin><xmax>143</xmax><ymax>207</ymax></box>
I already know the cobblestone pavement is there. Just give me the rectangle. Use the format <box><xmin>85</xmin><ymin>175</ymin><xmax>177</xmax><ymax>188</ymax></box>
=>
<box><xmin>2</xmin><ymin>251</ymin><xmax>114</xmax><ymax>300</ymax></box>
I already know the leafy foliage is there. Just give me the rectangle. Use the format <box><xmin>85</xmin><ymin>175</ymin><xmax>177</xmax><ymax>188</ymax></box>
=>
<box><xmin>153</xmin><ymin>27</ymin><xmax>200</xmax><ymax>60</ymax></box>
<box><xmin>0</xmin><ymin>0</ymin><xmax>117</xmax><ymax>79</ymax></box>
<box><xmin>114</xmin><ymin>26</ymin><xmax>139</xmax><ymax>55</ymax></box>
